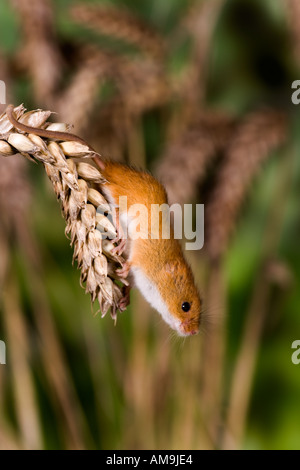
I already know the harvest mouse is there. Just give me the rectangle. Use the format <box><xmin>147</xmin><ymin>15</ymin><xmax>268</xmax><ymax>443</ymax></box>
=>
<box><xmin>99</xmin><ymin>161</ymin><xmax>202</xmax><ymax>336</ymax></box>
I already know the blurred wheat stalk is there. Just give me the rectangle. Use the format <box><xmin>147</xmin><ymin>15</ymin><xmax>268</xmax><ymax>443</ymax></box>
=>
<box><xmin>0</xmin><ymin>0</ymin><xmax>294</xmax><ymax>451</ymax></box>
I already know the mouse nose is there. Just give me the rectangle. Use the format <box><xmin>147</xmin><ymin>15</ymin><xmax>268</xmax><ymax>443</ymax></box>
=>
<box><xmin>180</xmin><ymin>321</ymin><xmax>199</xmax><ymax>336</ymax></box>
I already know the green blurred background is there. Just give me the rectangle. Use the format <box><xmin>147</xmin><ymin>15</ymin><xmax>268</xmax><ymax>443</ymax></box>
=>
<box><xmin>0</xmin><ymin>0</ymin><xmax>300</xmax><ymax>450</ymax></box>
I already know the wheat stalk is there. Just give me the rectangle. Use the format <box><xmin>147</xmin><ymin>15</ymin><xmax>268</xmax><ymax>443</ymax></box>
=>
<box><xmin>156</xmin><ymin>111</ymin><xmax>235</xmax><ymax>204</ymax></box>
<box><xmin>114</xmin><ymin>57</ymin><xmax>170</xmax><ymax>116</ymax></box>
<box><xmin>0</xmin><ymin>104</ymin><xmax>127</xmax><ymax>322</ymax></box>
<box><xmin>11</xmin><ymin>0</ymin><xmax>63</xmax><ymax>106</ymax></box>
<box><xmin>285</xmin><ymin>0</ymin><xmax>300</xmax><ymax>64</ymax></box>
<box><xmin>179</xmin><ymin>0</ymin><xmax>226</xmax><ymax>105</ymax></box>
<box><xmin>70</xmin><ymin>3</ymin><xmax>165</xmax><ymax>59</ymax></box>
<box><xmin>56</xmin><ymin>46</ymin><xmax>114</xmax><ymax>133</ymax></box>
<box><xmin>205</xmin><ymin>109</ymin><xmax>287</xmax><ymax>261</ymax></box>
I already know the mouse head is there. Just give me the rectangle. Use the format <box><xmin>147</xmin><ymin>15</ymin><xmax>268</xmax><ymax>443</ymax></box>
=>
<box><xmin>160</xmin><ymin>259</ymin><xmax>202</xmax><ymax>336</ymax></box>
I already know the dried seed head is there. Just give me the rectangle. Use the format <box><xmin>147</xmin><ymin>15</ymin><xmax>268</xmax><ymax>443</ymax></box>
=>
<box><xmin>113</xmin><ymin>284</ymin><xmax>124</xmax><ymax>309</ymax></box>
<box><xmin>76</xmin><ymin>162</ymin><xmax>105</xmax><ymax>182</ymax></box>
<box><xmin>8</xmin><ymin>133</ymin><xmax>38</xmax><ymax>153</ymax></box>
<box><xmin>72</xmin><ymin>178</ymin><xmax>88</xmax><ymax>208</ymax></box>
<box><xmin>81</xmin><ymin>204</ymin><xmax>96</xmax><ymax>231</ymax></box>
<box><xmin>44</xmin><ymin>163</ymin><xmax>61</xmax><ymax>184</ymax></box>
<box><xmin>0</xmin><ymin>141</ymin><xmax>14</xmax><ymax>156</ymax></box>
<box><xmin>68</xmin><ymin>190</ymin><xmax>82</xmax><ymax>220</ymax></box>
<box><xmin>47</xmin><ymin>141</ymin><xmax>68</xmax><ymax>168</ymax></box>
<box><xmin>96</xmin><ymin>213</ymin><xmax>117</xmax><ymax>239</ymax></box>
<box><xmin>87</xmin><ymin>187</ymin><xmax>111</xmax><ymax>212</ymax></box>
<box><xmin>59</xmin><ymin>141</ymin><xmax>91</xmax><ymax>157</ymax></box>
<box><xmin>62</xmin><ymin>170</ymin><xmax>78</xmax><ymax>191</ymax></box>
<box><xmin>28</xmin><ymin>133</ymin><xmax>53</xmax><ymax>159</ymax></box>
<box><xmin>19</xmin><ymin>110</ymin><xmax>52</xmax><ymax>128</ymax></box>
<box><xmin>88</xmin><ymin>230</ymin><xmax>103</xmax><ymax>258</ymax></box>
<box><xmin>94</xmin><ymin>254</ymin><xmax>108</xmax><ymax>277</ymax></box>
<box><xmin>100</xmin><ymin>277</ymin><xmax>114</xmax><ymax>304</ymax></box>
<box><xmin>66</xmin><ymin>158</ymin><xmax>77</xmax><ymax>176</ymax></box>
<box><xmin>86</xmin><ymin>267</ymin><xmax>98</xmax><ymax>301</ymax></box>
<box><xmin>0</xmin><ymin>104</ymin><xmax>24</xmax><ymax>135</ymax></box>
<box><xmin>98</xmin><ymin>293</ymin><xmax>111</xmax><ymax>318</ymax></box>
<box><xmin>28</xmin><ymin>133</ymin><xmax>47</xmax><ymax>150</ymax></box>
<box><xmin>46</xmin><ymin>122</ymin><xmax>70</xmax><ymax>132</ymax></box>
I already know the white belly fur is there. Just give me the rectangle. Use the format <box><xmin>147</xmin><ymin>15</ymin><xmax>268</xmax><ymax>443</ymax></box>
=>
<box><xmin>131</xmin><ymin>266</ymin><xmax>181</xmax><ymax>332</ymax></box>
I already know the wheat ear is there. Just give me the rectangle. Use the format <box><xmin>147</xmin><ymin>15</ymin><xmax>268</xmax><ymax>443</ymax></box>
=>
<box><xmin>0</xmin><ymin>104</ymin><xmax>127</xmax><ymax>322</ymax></box>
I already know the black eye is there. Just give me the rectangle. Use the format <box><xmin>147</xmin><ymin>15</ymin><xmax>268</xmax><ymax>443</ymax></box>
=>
<box><xmin>181</xmin><ymin>302</ymin><xmax>191</xmax><ymax>312</ymax></box>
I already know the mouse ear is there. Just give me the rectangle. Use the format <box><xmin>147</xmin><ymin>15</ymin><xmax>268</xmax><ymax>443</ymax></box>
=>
<box><xmin>165</xmin><ymin>260</ymin><xmax>180</xmax><ymax>274</ymax></box>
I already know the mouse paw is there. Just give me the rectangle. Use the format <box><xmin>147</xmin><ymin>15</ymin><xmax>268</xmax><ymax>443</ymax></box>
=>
<box><xmin>118</xmin><ymin>285</ymin><xmax>131</xmax><ymax>311</ymax></box>
<box><xmin>111</xmin><ymin>238</ymin><xmax>126</xmax><ymax>256</ymax></box>
<box><xmin>116</xmin><ymin>261</ymin><xmax>131</xmax><ymax>280</ymax></box>
<box><xmin>111</xmin><ymin>209</ymin><xmax>127</xmax><ymax>256</ymax></box>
